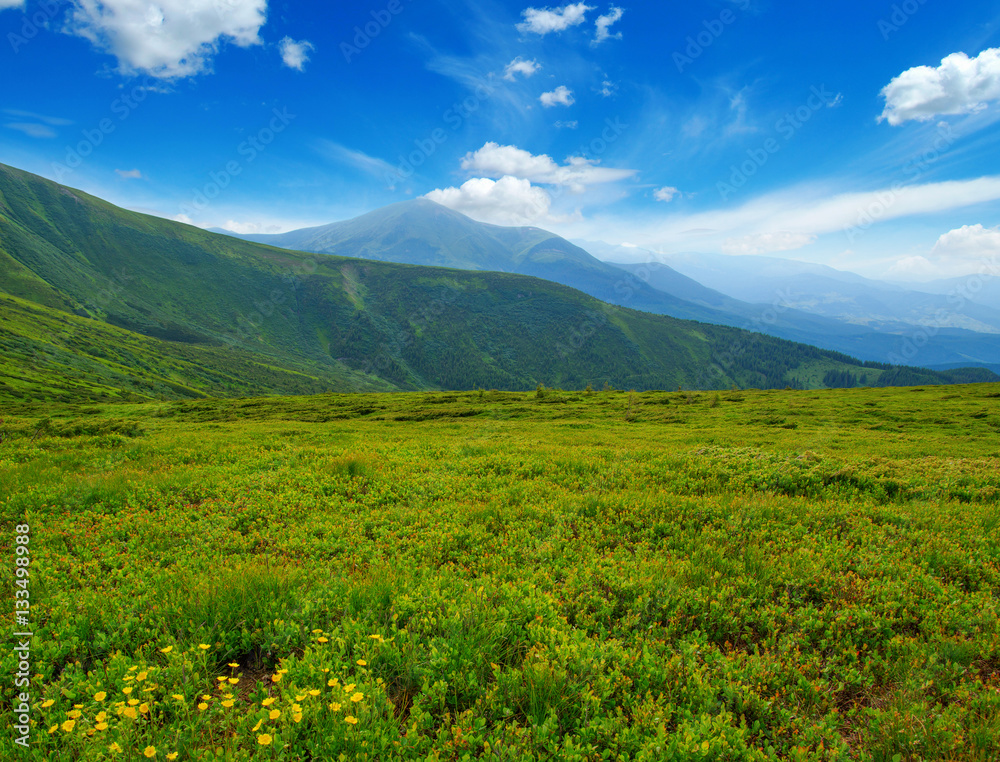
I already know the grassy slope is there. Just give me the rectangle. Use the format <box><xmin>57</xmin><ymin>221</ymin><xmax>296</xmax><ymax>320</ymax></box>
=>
<box><xmin>0</xmin><ymin>385</ymin><xmax>997</xmax><ymax>759</ymax></box>
<box><xmin>5</xmin><ymin>162</ymin><xmax>994</xmax><ymax>400</ymax></box>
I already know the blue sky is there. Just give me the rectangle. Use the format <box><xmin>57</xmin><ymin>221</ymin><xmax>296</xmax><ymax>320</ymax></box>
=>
<box><xmin>2</xmin><ymin>0</ymin><xmax>1000</xmax><ymax>282</ymax></box>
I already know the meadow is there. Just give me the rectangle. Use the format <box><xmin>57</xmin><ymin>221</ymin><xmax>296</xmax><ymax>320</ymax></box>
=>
<box><xmin>1</xmin><ymin>384</ymin><xmax>998</xmax><ymax>760</ymax></box>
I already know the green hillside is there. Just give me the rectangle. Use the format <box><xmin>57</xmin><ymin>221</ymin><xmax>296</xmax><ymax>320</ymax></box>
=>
<box><xmin>0</xmin><ymin>162</ymin><xmax>994</xmax><ymax>402</ymax></box>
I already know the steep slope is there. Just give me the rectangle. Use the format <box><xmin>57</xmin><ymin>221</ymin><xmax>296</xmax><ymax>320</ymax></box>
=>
<box><xmin>1</xmin><ymin>162</ymin><xmax>993</xmax><ymax>401</ymax></box>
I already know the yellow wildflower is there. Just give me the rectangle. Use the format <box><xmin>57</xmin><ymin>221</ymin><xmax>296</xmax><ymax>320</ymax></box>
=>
<box><xmin>269</xmin><ymin>709</ymin><xmax>281</xmax><ymax>720</ymax></box>
<box><xmin>159</xmin><ymin>646</ymin><xmax>173</xmax><ymax>654</ymax></box>
<box><xmin>96</xmin><ymin>722</ymin><xmax>109</xmax><ymax>731</ymax></box>
<box><xmin>257</xmin><ymin>734</ymin><xmax>272</xmax><ymax>746</ymax></box>
<box><xmin>109</xmin><ymin>742</ymin><xmax>123</xmax><ymax>754</ymax></box>
<box><xmin>308</xmin><ymin>689</ymin><xmax>320</xmax><ymax>697</ymax></box>
<box><xmin>42</xmin><ymin>699</ymin><xmax>55</xmax><ymax>708</ymax></box>
<box><xmin>221</xmin><ymin>700</ymin><xmax>234</xmax><ymax>708</ymax></box>
<box><xmin>61</xmin><ymin>719</ymin><xmax>76</xmax><ymax>732</ymax></box>
<box><xmin>139</xmin><ymin>703</ymin><xmax>150</xmax><ymax>715</ymax></box>
<box><xmin>262</xmin><ymin>697</ymin><xmax>276</xmax><ymax>706</ymax></box>
<box><xmin>351</xmin><ymin>692</ymin><xmax>363</xmax><ymax>703</ymax></box>
<box><xmin>356</xmin><ymin>660</ymin><xmax>367</xmax><ymax>666</ymax></box>
<box><xmin>144</xmin><ymin>746</ymin><xmax>157</xmax><ymax>758</ymax></box>
<box><xmin>123</xmin><ymin>707</ymin><xmax>138</xmax><ymax>720</ymax></box>
<box><xmin>197</xmin><ymin>702</ymin><xmax>208</xmax><ymax>711</ymax></box>
<box><xmin>94</xmin><ymin>691</ymin><xmax>107</xmax><ymax>702</ymax></box>
<box><xmin>345</xmin><ymin>715</ymin><xmax>358</xmax><ymax>725</ymax></box>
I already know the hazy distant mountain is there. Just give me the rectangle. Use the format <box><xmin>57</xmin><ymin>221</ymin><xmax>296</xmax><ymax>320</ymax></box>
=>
<box><xmin>222</xmin><ymin>203</ymin><xmax>1000</xmax><ymax>369</ymax></box>
<box><xmin>9</xmin><ymin>161</ymin><xmax>979</xmax><ymax>399</ymax></box>
<box><xmin>906</xmin><ymin>274</ymin><xmax>1000</xmax><ymax>310</ymax></box>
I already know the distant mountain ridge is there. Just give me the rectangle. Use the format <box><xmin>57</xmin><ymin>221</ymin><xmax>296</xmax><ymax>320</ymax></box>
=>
<box><xmin>224</xmin><ymin>200</ymin><xmax>1000</xmax><ymax>368</ymax></box>
<box><xmin>6</xmin><ymin>161</ymin><xmax>989</xmax><ymax>401</ymax></box>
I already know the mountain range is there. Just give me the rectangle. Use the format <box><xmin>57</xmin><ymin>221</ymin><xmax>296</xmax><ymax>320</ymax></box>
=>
<box><xmin>0</xmin><ymin>162</ymin><xmax>995</xmax><ymax>404</ymax></box>
<box><xmin>228</xmin><ymin>202</ymin><xmax>1000</xmax><ymax>370</ymax></box>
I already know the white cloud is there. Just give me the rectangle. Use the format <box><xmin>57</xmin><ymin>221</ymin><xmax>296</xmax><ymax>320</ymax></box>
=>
<box><xmin>722</xmin><ymin>231</ymin><xmax>816</xmax><ymax>255</ymax></box>
<box><xmin>65</xmin><ymin>0</ymin><xmax>268</xmax><ymax>78</ymax></box>
<box><xmin>880</xmin><ymin>48</ymin><xmax>1000</xmax><ymax>126</ymax></box>
<box><xmin>599</xmin><ymin>80</ymin><xmax>616</xmax><ymax>97</ymax></box>
<box><xmin>5</xmin><ymin>122</ymin><xmax>56</xmax><ymax>138</ymax></box>
<box><xmin>316</xmin><ymin>140</ymin><xmax>398</xmax><ymax>183</ymax></box>
<box><xmin>460</xmin><ymin>142</ymin><xmax>636</xmax><ymax>192</ymax></box>
<box><xmin>594</xmin><ymin>7</ymin><xmax>623</xmax><ymax>43</ymax></box>
<box><xmin>424</xmin><ymin>176</ymin><xmax>553</xmax><ymax>226</ymax></box>
<box><xmin>554</xmin><ymin>120</ymin><xmax>578</xmax><ymax>129</ymax></box>
<box><xmin>223</xmin><ymin>219</ymin><xmax>285</xmax><ymax>235</ymax></box>
<box><xmin>503</xmin><ymin>56</ymin><xmax>540</xmax><ymax>81</ymax></box>
<box><xmin>539</xmin><ymin>85</ymin><xmax>575</xmax><ymax>107</ymax></box>
<box><xmin>517</xmin><ymin>2</ymin><xmax>592</xmax><ymax>35</ymax></box>
<box><xmin>4</xmin><ymin>109</ymin><xmax>73</xmax><ymax>126</ymax></box>
<box><xmin>115</xmin><ymin>168</ymin><xmax>143</xmax><ymax>180</ymax></box>
<box><xmin>279</xmin><ymin>36</ymin><xmax>314</xmax><ymax>71</ymax></box>
<box><xmin>653</xmin><ymin>186</ymin><xmax>679</xmax><ymax>203</ymax></box>
<box><xmin>932</xmin><ymin>224</ymin><xmax>1000</xmax><ymax>260</ymax></box>
<box><xmin>0</xmin><ymin>0</ymin><xmax>24</xmax><ymax>9</ymax></box>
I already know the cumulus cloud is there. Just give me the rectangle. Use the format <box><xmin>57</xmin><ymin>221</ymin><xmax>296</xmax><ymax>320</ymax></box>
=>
<box><xmin>594</xmin><ymin>7</ymin><xmax>623</xmax><ymax>43</ymax></box>
<box><xmin>503</xmin><ymin>56</ymin><xmax>540</xmax><ymax>81</ymax></box>
<box><xmin>460</xmin><ymin>142</ymin><xmax>636</xmax><ymax>193</ymax></box>
<box><xmin>722</xmin><ymin>231</ymin><xmax>816</xmax><ymax>255</ymax></box>
<box><xmin>880</xmin><ymin>48</ymin><xmax>1000</xmax><ymax>126</ymax></box>
<box><xmin>539</xmin><ymin>85</ymin><xmax>575</xmax><ymax>107</ymax></box>
<box><xmin>653</xmin><ymin>186</ymin><xmax>679</xmax><ymax>203</ymax></box>
<box><xmin>932</xmin><ymin>224</ymin><xmax>1000</xmax><ymax>260</ymax></box>
<box><xmin>65</xmin><ymin>0</ymin><xmax>268</xmax><ymax>78</ymax></box>
<box><xmin>424</xmin><ymin>176</ymin><xmax>552</xmax><ymax>226</ymax></box>
<box><xmin>115</xmin><ymin>168</ymin><xmax>143</xmax><ymax>180</ymax></box>
<box><xmin>5</xmin><ymin>122</ymin><xmax>56</xmax><ymax>138</ymax></box>
<box><xmin>279</xmin><ymin>36</ymin><xmax>314</xmax><ymax>71</ymax></box>
<box><xmin>517</xmin><ymin>2</ymin><xmax>592</xmax><ymax>35</ymax></box>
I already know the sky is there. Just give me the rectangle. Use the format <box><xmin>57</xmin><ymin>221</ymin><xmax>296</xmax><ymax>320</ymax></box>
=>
<box><xmin>2</xmin><ymin>0</ymin><xmax>1000</xmax><ymax>283</ymax></box>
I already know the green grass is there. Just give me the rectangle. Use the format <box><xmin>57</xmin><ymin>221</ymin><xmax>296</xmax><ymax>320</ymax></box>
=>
<box><xmin>1</xmin><ymin>383</ymin><xmax>998</xmax><ymax>760</ymax></box>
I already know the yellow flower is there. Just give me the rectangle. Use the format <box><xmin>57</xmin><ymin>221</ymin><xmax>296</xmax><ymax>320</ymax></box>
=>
<box><xmin>123</xmin><ymin>707</ymin><xmax>138</xmax><ymax>720</ymax></box>
<box><xmin>96</xmin><ymin>722</ymin><xmax>109</xmax><ymax>731</ymax></box>
<box><xmin>159</xmin><ymin>646</ymin><xmax>173</xmax><ymax>654</ymax></box>
<box><xmin>252</xmin><ymin>719</ymin><xmax>262</xmax><ymax>732</ymax></box>
<box><xmin>167</xmin><ymin>754</ymin><xmax>178</xmax><ymax>761</ymax></box>
<box><xmin>128</xmin><ymin>698</ymin><xmax>140</xmax><ymax>706</ymax></box>
<box><xmin>257</xmin><ymin>734</ymin><xmax>272</xmax><ymax>746</ymax></box>
<box><xmin>96</xmin><ymin>711</ymin><xmax>107</xmax><ymax>722</ymax></box>
<box><xmin>271</xmin><ymin>673</ymin><xmax>282</xmax><ymax>683</ymax></box>
<box><xmin>262</xmin><ymin>697</ymin><xmax>276</xmax><ymax>706</ymax></box>
<box><xmin>228</xmin><ymin>677</ymin><xmax>239</xmax><ymax>685</ymax></box>
<box><xmin>221</xmin><ymin>700</ymin><xmax>234</xmax><ymax>708</ymax></box>
<box><xmin>109</xmin><ymin>742</ymin><xmax>123</xmax><ymax>754</ymax></box>
<box><xmin>345</xmin><ymin>715</ymin><xmax>358</xmax><ymax>725</ymax></box>
<box><xmin>317</xmin><ymin>636</ymin><xmax>329</xmax><ymax>643</ymax></box>
<box><xmin>228</xmin><ymin>662</ymin><xmax>239</xmax><ymax>668</ymax></box>
<box><xmin>329</xmin><ymin>702</ymin><xmax>341</xmax><ymax>712</ymax></box>
<box><xmin>42</xmin><ymin>699</ymin><xmax>55</xmax><ymax>708</ymax></box>
<box><xmin>197</xmin><ymin>703</ymin><xmax>208</xmax><ymax>711</ymax></box>
<box><xmin>369</xmin><ymin>634</ymin><xmax>383</xmax><ymax>641</ymax></box>
<box><xmin>308</xmin><ymin>689</ymin><xmax>320</xmax><ymax>697</ymax></box>
<box><xmin>122</xmin><ymin>687</ymin><xmax>133</xmax><ymax>695</ymax></box>
<box><xmin>61</xmin><ymin>719</ymin><xmax>76</xmax><ymax>732</ymax></box>
<box><xmin>269</xmin><ymin>709</ymin><xmax>281</xmax><ymax>720</ymax></box>
<box><xmin>343</xmin><ymin>683</ymin><xmax>356</xmax><ymax>693</ymax></box>
<box><xmin>128</xmin><ymin>666</ymin><xmax>138</xmax><ymax>672</ymax></box>
<box><xmin>201</xmin><ymin>695</ymin><xmax>211</xmax><ymax>701</ymax></box>
<box><xmin>216</xmin><ymin>676</ymin><xmax>227</xmax><ymax>683</ymax></box>
<box><xmin>292</xmin><ymin>703</ymin><xmax>302</xmax><ymax>713</ymax></box>
<box><xmin>198</xmin><ymin>644</ymin><xmax>210</xmax><ymax>650</ymax></box>
<box><xmin>68</xmin><ymin>709</ymin><xmax>82</xmax><ymax>719</ymax></box>
<box><xmin>356</xmin><ymin>660</ymin><xmax>367</xmax><ymax>666</ymax></box>
<box><xmin>277</xmin><ymin>669</ymin><xmax>289</xmax><ymax>674</ymax></box>
<box><xmin>327</xmin><ymin>679</ymin><xmax>338</xmax><ymax>687</ymax></box>
<box><xmin>139</xmin><ymin>703</ymin><xmax>150</xmax><ymax>715</ymax></box>
<box><xmin>293</xmin><ymin>713</ymin><xmax>303</xmax><ymax>724</ymax></box>
<box><xmin>94</xmin><ymin>691</ymin><xmax>107</xmax><ymax>702</ymax></box>
<box><xmin>137</xmin><ymin>671</ymin><xmax>147</xmax><ymax>681</ymax></box>
<box><xmin>351</xmin><ymin>692</ymin><xmax>363</xmax><ymax>703</ymax></box>
<box><xmin>144</xmin><ymin>746</ymin><xmax>157</xmax><ymax>758</ymax></box>
<box><xmin>311</xmin><ymin>629</ymin><xmax>323</xmax><ymax>634</ymax></box>
<box><xmin>171</xmin><ymin>694</ymin><xmax>184</xmax><ymax>702</ymax></box>
<box><xmin>48</xmin><ymin>725</ymin><xmax>58</xmax><ymax>734</ymax></box>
